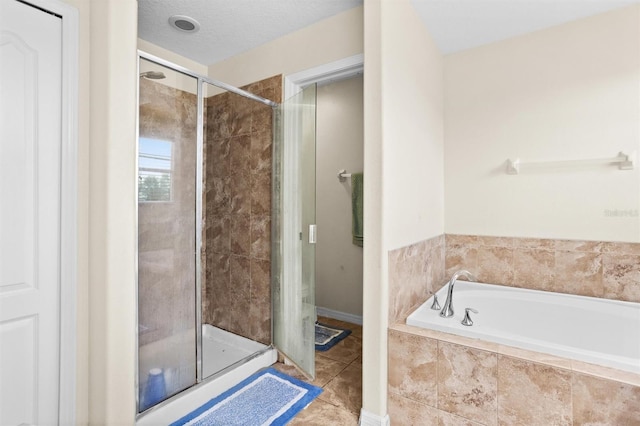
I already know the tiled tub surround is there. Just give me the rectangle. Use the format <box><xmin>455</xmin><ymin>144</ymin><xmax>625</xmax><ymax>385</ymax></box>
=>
<box><xmin>388</xmin><ymin>324</ymin><xmax>640</xmax><ymax>426</ymax></box>
<box><xmin>390</xmin><ymin>234</ymin><xmax>640</xmax><ymax>329</ymax></box>
<box><xmin>388</xmin><ymin>234</ymin><xmax>640</xmax><ymax>425</ymax></box>
<box><xmin>203</xmin><ymin>75</ymin><xmax>282</xmax><ymax>345</ymax></box>
<box><xmin>388</xmin><ymin>234</ymin><xmax>446</xmax><ymax>325</ymax></box>
<box><xmin>445</xmin><ymin>234</ymin><xmax>640</xmax><ymax>303</ymax></box>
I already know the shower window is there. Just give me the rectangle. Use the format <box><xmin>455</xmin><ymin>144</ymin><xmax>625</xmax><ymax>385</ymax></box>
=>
<box><xmin>138</xmin><ymin>138</ymin><xmax>173</xmax><ymax>202</ymax></box>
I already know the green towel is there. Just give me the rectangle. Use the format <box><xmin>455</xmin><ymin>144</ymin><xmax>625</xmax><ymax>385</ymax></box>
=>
<box><xmin>351</xmin><ymin>172</ymin><xmax>364</xmax><ymax>247</ymax></box>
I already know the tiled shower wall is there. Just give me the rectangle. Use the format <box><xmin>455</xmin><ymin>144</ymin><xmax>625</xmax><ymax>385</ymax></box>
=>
<box><xmin>203</xmin><ymin>75</ymin><xmax>282</xmax><ymax>345</ymax></box>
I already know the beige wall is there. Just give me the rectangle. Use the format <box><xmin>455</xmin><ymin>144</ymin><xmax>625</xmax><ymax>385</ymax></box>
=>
<box><xmin>444</xmin><ymin>5</ymin><xmax>640</xmax><ymax>243</ymax></box>
<box><xmin>88</xmin><ymin>0</ymin><xmax>138</xmax><ymax>423</ymax></box>
<box><xmin>362</xmin><ymin>0</ymin><xmax>385</xmax><ymax>417</ymax></box>
<box><xmin>59</xmin><ymin>0</ymin><xmax>90</xmax><ymax>422</ymax></box>
<box><xmin>316</xmin><ymin>76</ymin><xmax>364</xmax><ymax>317</ymax></box>
<box><xmin>382</xmin><ymin>2</ymin><xmax>445</xmax><ymax>251</ymax></box>
<box><xmin>60</xmin><ymin>0</ymin><xmax>138</xmax><ymax>422</ymax></box>
<box><xmin>363</xmin><ymin>0</ymin><xmax>445</xmax><ymax>417</ymax></box>
<box><xmin>207</xmin><ymin>6</ymin><xmax>363</xmax><ymax>88</ymax></box>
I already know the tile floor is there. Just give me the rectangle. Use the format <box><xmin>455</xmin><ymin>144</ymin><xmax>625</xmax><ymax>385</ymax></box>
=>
<box><xmin>272</xmin><ymin>316</ymin><xmax>363</xmax><ymax>425</ymax></box>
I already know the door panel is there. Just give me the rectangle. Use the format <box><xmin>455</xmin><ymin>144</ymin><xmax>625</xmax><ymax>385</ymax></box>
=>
<box><xmin>273</xmin><ymin>84</ymin><xmax>317</xmax><ymax>378</ymax></box>
<box><xmin>0</xmin><ymin>1</ymin><xmax>63</xmax><ymax>424</ymax></box>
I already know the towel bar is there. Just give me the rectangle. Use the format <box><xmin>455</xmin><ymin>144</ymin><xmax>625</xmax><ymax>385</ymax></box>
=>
<box><xmin>338</xmin><ymin>169</ymin><xmax>351</xmax><ymax>182</ymax></box>
<box><xmin>506</xmin><ymin>151</ymin><xmax>635</xmax><ymax>175</ymax></box>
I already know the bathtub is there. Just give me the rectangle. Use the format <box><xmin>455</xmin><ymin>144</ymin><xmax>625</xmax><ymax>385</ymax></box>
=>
<box><xmin>406</xmin><ymin>280</ymin><xmax>640</xmax><ymax>374</ymax></box>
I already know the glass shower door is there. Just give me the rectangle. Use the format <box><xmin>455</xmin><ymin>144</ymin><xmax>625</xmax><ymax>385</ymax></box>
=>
<box><xmin>273</xmin><ymin>84</ymin><xmax>317</xmax><ymax>378</ymax></box>
<box><xmin>137</xmin><ymin>59</ymin><xmax>198</xmax><ymax>412</ymax></box>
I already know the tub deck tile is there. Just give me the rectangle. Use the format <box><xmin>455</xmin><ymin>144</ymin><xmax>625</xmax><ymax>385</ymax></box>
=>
<box><xmin>570</xmin><ymin>359</ymin><xmax>640</xmax><ymax>388</ymax></box>
<box><xmin>497</xmin><ymin>355</ymin><xmax>572</xmax><ymax>426</ymax></box>
<box><xmin>388</xmin><ymin>329</ymin><xmax>438</xmax><ymax>406</ymax></box>
<box><xmin>437</xmin><ymin>341</ymin><xmax>498</xmax><ymax>426</ymax></box>
<box><xmin>391</xmin><ymin>324</ymin><xmax>501</xmax><ymax>354</ymax></box>
<box><xmin>572</xmin><ymin>372</ymin><xmax>640</xmax><ymax>426</ymax></box>
<box><xmin>438</xmin><ymin>410</ymin><xmax>486</xmax><ymax>426</ymax></box>
<box><xmin>388</xmin><ymin>391</ymin><xmax>439</xmax><ymax>426</ymax></box>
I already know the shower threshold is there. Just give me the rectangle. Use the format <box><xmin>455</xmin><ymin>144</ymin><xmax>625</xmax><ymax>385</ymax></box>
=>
<box><xmin>137</xmin><ymin>325</ymin><xmax>276</xmax><ymax>425</ymax></box>
<box><xmin>202</xmin><ymin>324</ymin><xmax>269</xmax><ymax>377</ymax></box>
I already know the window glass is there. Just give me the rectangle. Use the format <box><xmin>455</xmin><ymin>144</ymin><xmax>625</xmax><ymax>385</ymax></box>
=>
<box><xmin>139</xmin><ymin>138</ymin><xmax>172</xmax><ymax>202</ymax></box>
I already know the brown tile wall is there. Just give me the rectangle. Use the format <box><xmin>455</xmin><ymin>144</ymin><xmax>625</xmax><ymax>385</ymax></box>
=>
<box><xmin>388</xmin><ymin>326</ymin><xmax>640</xmax><ymax>426</ymax></box>
<box><xmin>388</xmin><ymin>235</ymin><xmax>446</xmax><ymax>325</ymax></box>
<box><xmin>446</xmin><ymin>234</ymin><xmax>640</xmax><ymax>303</ymax></box>
<box><xmin>203</xmin><ymin>75</ymin><xmax>282</xmax><ymax>345</ymax></box>
<box><xmin>138</xmin><ymin>79</ymin><xmax>198</xmax><ymax>346</ymax></box>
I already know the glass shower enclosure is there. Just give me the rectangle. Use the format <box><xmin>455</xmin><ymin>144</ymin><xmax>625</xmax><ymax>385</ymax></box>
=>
<box><xmin>137</xmin><ymin>59</ymin><xmax>198</xmax><ymax>411</ymax></box>
<box><xmin>136</xmin><ymin>52</ymin><xmax>319</xmax><ymax>414</ymax></box>
<box><xmin>136</xmin><ymin>54</ymin><xmax>278</xmax><ymax>413</ymax></box>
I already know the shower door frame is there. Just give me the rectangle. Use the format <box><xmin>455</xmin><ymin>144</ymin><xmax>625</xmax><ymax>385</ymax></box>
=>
<box><xmin>135</xmin><ymin>51</ymin><xmax>277</xmax><ymax>416</ymax></box>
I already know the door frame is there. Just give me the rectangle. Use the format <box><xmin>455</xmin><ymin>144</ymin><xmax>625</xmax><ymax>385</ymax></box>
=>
<box><xmin>283</xmin><ymin>54</ymin><xmax>364</xmax><ymax>99</ymax></box>
<box><xmin>281</xmin><ymin>53</ymin><xmax>364</xmax><ymax>316</ymax></box>
<box><xmin>17</xmin><ymin>0</ymin><xmax>79</xmax><ymax>423</ymax></box>
<box><xmin>277</xmin><ymin>54</ymin><xmax>363</xmax><ymax>374</ymax></box>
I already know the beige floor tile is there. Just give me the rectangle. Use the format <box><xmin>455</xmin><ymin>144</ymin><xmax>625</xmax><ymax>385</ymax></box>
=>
<box><xmin>314</xmin><ymin>354</ymin><xmax>350</xmax><ymax>387</ymax></box>
<box><xmin>279</xmin><ymin>318</ymin><xmax>363</xmax><ymax>424</ymax></box>
<box><xmin>271</xmin><ymin>362</ymin><xmax>308</xmax><ymax>381</ymax></box>
<box><xmin>319</xmin><ymin>360</ymin><xmax>362</xmax><ymax>414</ymax></box>
<box><xmin>289</xmin><ymin>399</ymin><xmax>359</xmax><ymax>425</ymax></box>
<box><xmin>319</xmin><ymin>335</ymin><xmax>362</xmax><ymax>364</ymax></box>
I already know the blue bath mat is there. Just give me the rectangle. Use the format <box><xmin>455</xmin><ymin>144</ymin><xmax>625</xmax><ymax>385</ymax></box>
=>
<box><xmin>315</xmin><ymin>322</ymin><xmax>351</xmax><ymax>352</ymax></box>
<box><xmin>169</xmin><ymin>367</ymin><xmax>322</xmax><ymax>426</ymax></box>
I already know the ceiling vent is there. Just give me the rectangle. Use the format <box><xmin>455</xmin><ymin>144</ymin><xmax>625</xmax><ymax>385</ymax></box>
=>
<box><xmin>168</xmin><ymin>15</ymin><xmax>200</xmax><ymax>33</ymax></box>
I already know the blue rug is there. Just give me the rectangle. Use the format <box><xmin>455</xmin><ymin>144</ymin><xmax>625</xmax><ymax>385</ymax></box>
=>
<box><xmin>170</xmin><ymin>367</ymin><xmax>322</xmax><ymax>426</ymax></box>
<box><xmin>315</xmin><ymin>322</ymin><xmax>351</xmax><ymax>352</ymax></box>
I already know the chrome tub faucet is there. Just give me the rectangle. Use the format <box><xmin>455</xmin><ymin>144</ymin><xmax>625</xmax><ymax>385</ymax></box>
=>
<box><xmin>440</xmin><ymin>270</ymin><xmax>477</xmax><ymax>318</ymax></box>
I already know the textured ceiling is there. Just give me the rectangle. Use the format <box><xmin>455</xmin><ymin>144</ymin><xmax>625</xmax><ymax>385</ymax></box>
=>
<box><xmin>139</xmin><ymin>0</ymin><xmax>638</xmax><ymax>66</ymax></box>
<box><xmin>138</xmin><ymin>0</ymin><xmax>362</xmax><ymax>66</ymax></box>
<box><xmin>412</xmin><ymin>0</ymin><xmax>639</xmax><ymax>55</ymax></box>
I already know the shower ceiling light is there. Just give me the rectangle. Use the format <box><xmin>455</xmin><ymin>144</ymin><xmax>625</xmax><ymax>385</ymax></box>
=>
<box><xmin>169</xmin><ymin>15</ymin><xmax>200</xmax><ymax>33</ymax></box>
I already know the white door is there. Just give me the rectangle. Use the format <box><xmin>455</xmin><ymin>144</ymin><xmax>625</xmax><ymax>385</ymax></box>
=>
<box><xmin>0</xmin><ymin>1</ymin><xmax>63</xmax><ymax>424</ymax></box>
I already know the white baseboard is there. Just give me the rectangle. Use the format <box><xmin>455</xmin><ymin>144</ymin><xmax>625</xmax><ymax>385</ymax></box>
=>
<box><xmin>359</xmin><ymin>409</ymin><xmax>390</xmax><ymax>426</ymax></box>
<box><xmin>316</xmin><ymin>306</ymin><xmax>363</xmax><ymax>325</ymax></box>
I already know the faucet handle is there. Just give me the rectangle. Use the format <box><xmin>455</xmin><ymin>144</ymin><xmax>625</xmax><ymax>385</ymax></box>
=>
<box><xmin>461</xmin><ymin>308</ymin><xmax>479</xmax><ymax>326</ymax></box>
<box><xmin>429</xmin><ymin>291</ymin><xmax>441</xmax><ymax>310</ymax></box>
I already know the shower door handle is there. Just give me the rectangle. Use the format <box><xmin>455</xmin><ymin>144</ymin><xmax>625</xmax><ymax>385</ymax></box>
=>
<box><xmin>309</xmin><ymin>224</ymin><xmax>317</xmax><ymax>244</ymax></box>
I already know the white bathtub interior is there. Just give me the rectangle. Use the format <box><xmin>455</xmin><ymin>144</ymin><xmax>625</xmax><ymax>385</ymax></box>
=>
<box><xmin>407</xmin><ymin>280</ymin><xmax>640</xmax><ymax>374</ymax></box>
<box><xmin>137</xmin><ymin>324</ymin><xmax>276</xmax><ymax>424</ymax></box>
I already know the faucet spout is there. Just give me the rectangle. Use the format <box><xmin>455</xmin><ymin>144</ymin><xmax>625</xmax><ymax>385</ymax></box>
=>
<box><xmin>439</xmin><ymin>270</ymin><xmax>477</xmax><ymax>318</ymax></box>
